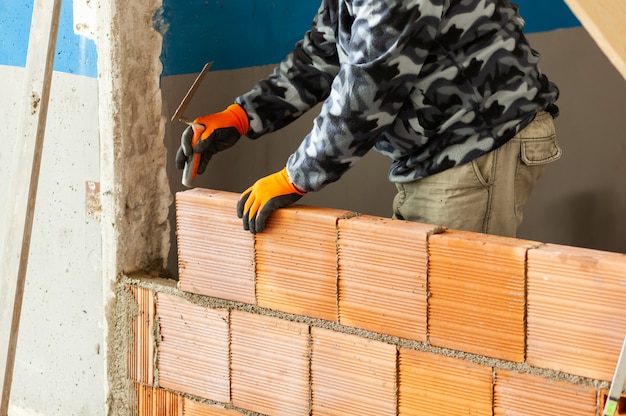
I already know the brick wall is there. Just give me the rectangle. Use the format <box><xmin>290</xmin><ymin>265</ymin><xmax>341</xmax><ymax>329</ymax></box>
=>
<box><xmin>126</xmin><ymin>188</ymin><xmax>626</xmax><ymax>415</ymax></box>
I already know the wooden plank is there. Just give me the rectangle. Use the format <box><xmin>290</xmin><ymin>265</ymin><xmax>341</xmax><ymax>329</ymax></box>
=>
<box><xmin>0</xmin><ymin>0</ymin><xmax>62</xmax><ymax>414</ymax></box>
<box><xmin>563</xmin><ymin>0</ymin><xmax>626</xmax><ymax>81</ymax></box>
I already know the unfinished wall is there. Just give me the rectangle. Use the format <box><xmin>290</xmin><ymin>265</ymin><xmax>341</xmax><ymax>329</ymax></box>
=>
<box><xmin>122</xmin><ymin>189</ymin><xmax>626</xmax><ymax>415</ymax></box>
<box><xmin>0</xmin><ymin>0</ymin><xmax>169</xmax><ymax>414</ymax></box>
<box><xmin>0</xmin><ymin>2</ymin><xmax>104</xmax><ymax>414</ymax></box>
<box><xmin>2</xmin><ymin>0</ymin><xmax>625</xmax><ymax>415</ymax></box>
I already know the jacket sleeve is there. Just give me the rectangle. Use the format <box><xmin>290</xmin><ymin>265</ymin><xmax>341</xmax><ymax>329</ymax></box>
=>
<box><xmin>286</xmin><ymin>0</ymin><xmax>446</xmax><ymax>191</ymax></box>
<box><xmin>235</xmin><ymin>1</ymin><xmax>341</xmax><ymax>138</ymax></box>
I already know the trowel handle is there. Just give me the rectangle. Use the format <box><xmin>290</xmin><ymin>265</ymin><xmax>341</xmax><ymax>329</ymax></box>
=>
<box><xmin>181</xmin><ymin>123</ymin><xmax>205</xmax><ymax>188</ymax></box>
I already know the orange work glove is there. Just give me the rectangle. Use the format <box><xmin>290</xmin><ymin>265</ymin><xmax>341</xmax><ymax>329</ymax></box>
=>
<box><xmin>175</xmin><ymin>103</ymin><xmax>249</xmax><ymax>175</ymax></box>
<box><xmin>237</xmin><ymin>167</ymin><xmax>306</xmax><ymax>233</ymax></box>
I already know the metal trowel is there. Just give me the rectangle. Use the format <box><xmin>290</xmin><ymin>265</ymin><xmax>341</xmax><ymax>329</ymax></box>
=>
<box><xmin>171</xmin><ymin>61</ymin><xmax>213</xmax><ymax>187</ymax></box>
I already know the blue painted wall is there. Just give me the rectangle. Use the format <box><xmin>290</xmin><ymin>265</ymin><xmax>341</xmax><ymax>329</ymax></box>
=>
<box><xmin>0</xmin><ymin>0</ymin><xmax>579</xmax><ymax>78</ymax></box>
<box><xmin>159</xmin><ymin>0</ymin><xmax>581</xmax><ymax>76</ymax></box>
<box><xmin>155</xmin><ymin>0</ymin><xmax>321</xmax><ymax>76</ymax></box>
<box><xmin>515</xmin><ymin>1</ymin><xmax>581</xmax><ymax>33</ymax></box>
<box><xmin>0</xmin><ymin>0</ymin><xmax>97</xmax><ymax>77</ymax></box>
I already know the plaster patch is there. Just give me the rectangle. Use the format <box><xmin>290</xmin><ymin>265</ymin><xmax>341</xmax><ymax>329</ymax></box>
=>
<box><xmin>152</xmin><ymin>6</ymin><xmax>170</xmax><ymax>36</ymax></box>
<box><xmin>30</xmin><ymin>92</ymin><xmax>40</xmax><ymax>115</ymax></box>
<box><xmin>73</xmin><ymin>0</ymin><xmax>96</xmax><ymax>39</ymax></box>
<box><xmin>86</xmin><ymin>180</ymin><xmax>102</xmax><ymax>221</ymax></box>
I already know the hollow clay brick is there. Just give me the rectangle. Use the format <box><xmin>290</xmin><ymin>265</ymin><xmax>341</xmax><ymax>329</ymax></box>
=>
<box><xmin>183</xmin><ymin>399</ymin><xmax>247</xmax><ymax>416</ymax></box>
<box><xmin>428</xmin><ymin>230</ymin><xmax>540</xmax><ymax>361</ymax></box>
<box><xmin>311</xmin><ymin>327</ymin><xmax>397</xmax><ymax>415</ymax></box>
<box><xmin>128</xmin><ymin>286</ymin><xmax>154</xmax><ymax>385</ymax></box>
<box><xmin>255</xmin><ymin>206</ymin><xmax>351</xmax><ymax>321</ymax></box>
<box><xmin>176</xmin><ymin>189</ymin><xmax>255</xmax><ymax>303</ymax></box>
<box><xmin>156</xmin><ymin>293</ymin><xmax>230</xmax><ymax>403</ymax></box>
<box><xmin>337</xmin><ymin>215</ymin><xmax>442</xmax><ymax>340</ymax></box>
<box><xmin>494</xmin><ymin>370</ymin><xmax>597</xmax><ymax>415</ymax></box>
<box><xmin>135</xmin><ymin>383</ymin><xmax>183</xmax><ymax>416</ymax></box>
<box><xmin>398</xmin><ymin>348</ymin><xmax>492</xmax><ymax>416</ymax></box>
<box><xmin>527</xmin><ymin>244</ymin><xmax>626</xmax><ymax>380</ymax></box>
<box><xmin>230</xmin><ymin>310</ymin><xmax>310</xmax><ymax>416</ymax></box>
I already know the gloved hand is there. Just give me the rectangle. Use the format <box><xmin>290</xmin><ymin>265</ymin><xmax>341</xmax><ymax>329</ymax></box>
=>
<box><xmin>237</xmin><ymin>167</ymin><xmax>306</xmax><ymax>233</ymax></box>
<box><xmin>175</xmin><ymin>103</ymin><xmax>249</xmax><ymax>175</ymax></box>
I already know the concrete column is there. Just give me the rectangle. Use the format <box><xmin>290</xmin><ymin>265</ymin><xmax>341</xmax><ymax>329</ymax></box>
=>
<box><xmin>96</xmin><ymin>0</ymin><xmax>171</xmax><ymax>412</ymax></box>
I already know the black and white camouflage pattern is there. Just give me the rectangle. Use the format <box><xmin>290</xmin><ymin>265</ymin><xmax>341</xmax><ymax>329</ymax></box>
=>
<box><xmin>235</xmin><ymin>0</ymin><xmax>559</xmax><ymax>192</ymax></box>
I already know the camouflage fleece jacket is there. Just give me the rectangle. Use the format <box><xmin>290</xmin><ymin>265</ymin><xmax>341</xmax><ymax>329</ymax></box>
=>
<box><xmin>235</xmin><ymin>0</ymin><xmax>559</xmax><ymax>192</ymax></box>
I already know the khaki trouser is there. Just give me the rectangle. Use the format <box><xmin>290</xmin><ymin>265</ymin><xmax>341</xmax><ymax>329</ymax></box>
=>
<box><xmin>392</xmin><ymin>111</ymin><xmax>561</xmax><ymax>237</ymax></box>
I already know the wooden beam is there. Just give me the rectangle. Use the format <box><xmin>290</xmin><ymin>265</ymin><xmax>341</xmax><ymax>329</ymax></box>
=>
<box><xmin>563</xmin><ymin>0</ymin><xmax>626</xmax><ymax>81</ymax></box>
<box><xmin>0</xmin><ymin>0</ymin><xmax>62</xmax><ymax>414</ymax></box>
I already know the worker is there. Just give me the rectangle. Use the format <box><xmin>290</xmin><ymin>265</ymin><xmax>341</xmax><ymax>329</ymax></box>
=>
<box><xmin>176</xmin><ymin>0</ymin><xmax>561</xmax><ymax>235</ymax></box>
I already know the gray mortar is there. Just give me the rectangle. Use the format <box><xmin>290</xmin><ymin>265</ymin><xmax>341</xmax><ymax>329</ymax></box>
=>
<box><xmin>125</xmin><ymin>273</ymin><xmax>270</xmax><ymax>416</ymax></box>
<box><xmin>106</xmin><ymin>279</ymin><xmax>139</xmax><ymax>415</ymax></box>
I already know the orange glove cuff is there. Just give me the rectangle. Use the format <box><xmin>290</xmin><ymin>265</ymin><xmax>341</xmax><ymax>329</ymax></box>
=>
<box><xmin>281</xmin><ymin>167</ymin><xmax>306</xmax><ymax>195</ymax></box>
<box><xmin>225</xmin><ymin>103</ymin><xmax>249</xmax><ymax>135</ymax></box>
<box><xmin>194</xmin><ymin>103</ymin><xmax>249</xmax><ymax>140</ymax></box>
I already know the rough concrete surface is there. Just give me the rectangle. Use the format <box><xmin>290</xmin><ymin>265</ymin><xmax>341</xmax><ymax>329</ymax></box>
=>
<box><xmin>95</xmin><ymin>0</ymin><xmax>172</xmax><ymax>414</ymax></box>
<box><xmin>97</xmin><ymin>0</ymin><xmax>172</xmax><ymax>275</ymax></box>
<box><xmin>105</xmin><ymin>283</ymin><xmax>138</xmax><ymax>416</ymax></box>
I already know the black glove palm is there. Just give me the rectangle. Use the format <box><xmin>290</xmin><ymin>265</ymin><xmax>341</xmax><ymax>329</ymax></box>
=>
<box><xmin>175</xmin><ymin>103</ymin><xmax>249</xmax><ymax>175</ymax></box>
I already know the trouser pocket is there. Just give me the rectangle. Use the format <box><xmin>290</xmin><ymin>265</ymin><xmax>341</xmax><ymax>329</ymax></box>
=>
<box><xmin>515</xmin><ymin>112</ymin><xmax>562</xmax><ymax>200</ymax></box>
<box><xmin>391</xmin><ymin>111</ymin><xmax>561</xmax><ymax>237</ymax></box>
<box><xmin>519</xmin><ymin>111</ymin><xmax>562</xmax><ymax>165</ymax></box>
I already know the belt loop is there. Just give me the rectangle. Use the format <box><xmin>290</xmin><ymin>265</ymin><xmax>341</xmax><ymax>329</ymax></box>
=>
<box><xmin>546</xmin><ymin>103</ymin><xmax>559</xmax><ymax>118</ymax></box>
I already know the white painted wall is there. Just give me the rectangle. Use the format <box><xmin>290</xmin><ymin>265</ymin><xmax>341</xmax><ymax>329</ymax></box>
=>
<box><xmin>0</xmin><ymin>65</ymin><xmax>105</xmax><ymax>415</ymax></box>
<box><xmin>3</xmin><ymin>0</ymin><xmax>169</xmax><ymax>413</ymax></box>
